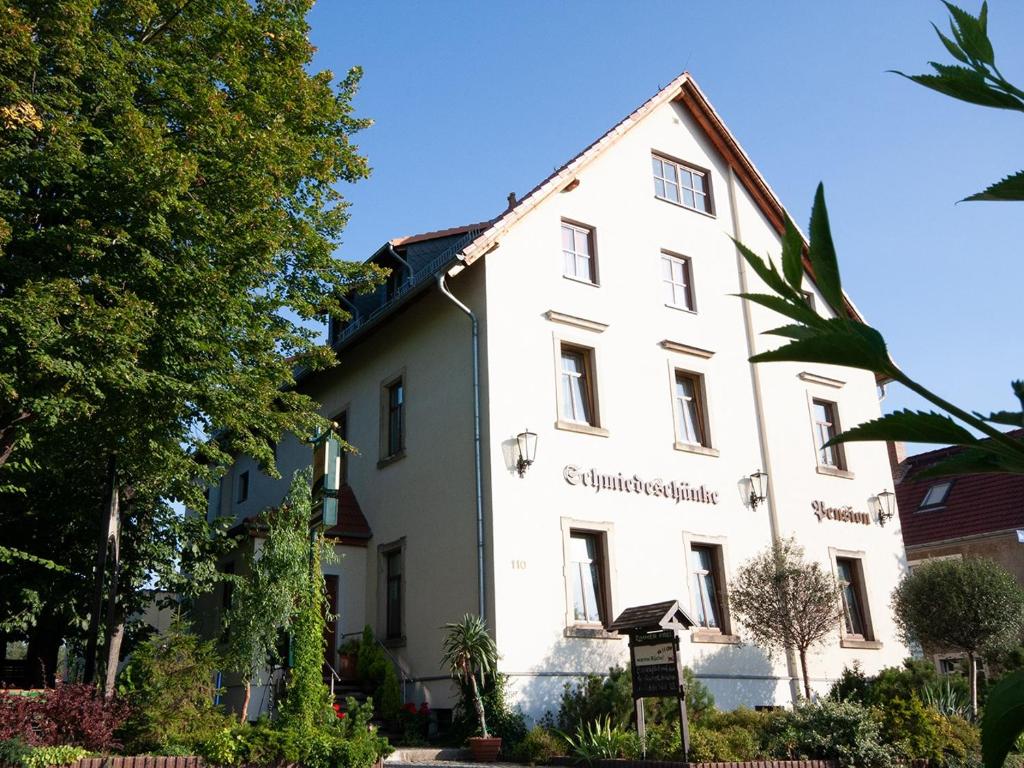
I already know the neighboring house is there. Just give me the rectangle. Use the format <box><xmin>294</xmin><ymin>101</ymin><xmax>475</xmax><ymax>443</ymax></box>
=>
<box><xmin>894</xmin><ymin>434</ymin><xmax>1024</xmax><ymax>672</ymax></box>
<box><xmin>204</xmin><ymin>70</ymin><xmax>910</xmax><ymax>721</ymax></box>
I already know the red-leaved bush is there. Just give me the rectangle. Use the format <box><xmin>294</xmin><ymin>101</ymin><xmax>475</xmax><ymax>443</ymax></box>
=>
<box><xmin>0</xmin><ymin>685</ymin><xmax>132</xmax><ymax>750</ymax></box>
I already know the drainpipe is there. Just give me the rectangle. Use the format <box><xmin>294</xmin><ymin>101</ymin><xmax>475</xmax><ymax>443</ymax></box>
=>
<box><xmin>387</xmin><ymin>244</ymin><xmax>414</xmax><ymax>286</ymax></box>
<box><xmin>727</xmin><ymin>167</ymin><xmax>801</xmax><ymax>704</ymax></box>
<box><xmin>436</xmin><ymin>271</ymin><xmax>486</xmax><ymax>621</ymax></box>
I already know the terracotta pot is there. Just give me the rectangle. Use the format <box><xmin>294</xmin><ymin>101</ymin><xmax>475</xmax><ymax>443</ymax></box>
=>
<box><xmin>338</xmin><ymin>652</ymin><xmax>357</xmax><ymax>681</ymax></box>
<box><xmin>467</xmin><ymin>736</ymin><xmax>502</xmax><ymax>762</ymax></box>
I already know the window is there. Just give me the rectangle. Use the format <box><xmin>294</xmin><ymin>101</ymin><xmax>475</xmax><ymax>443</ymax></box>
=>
<box><xmin>801</xmin><ymin>290</ymin><xmax>816</xmax><ymax>311</ymax></box>
<box><xmin>836</xmin><ymin>558</ymin><xmax>868</xmax><ymax>638</ymax></box>
<box><xmin>561</xmin><ymin>221</ymin><xmax>596</xmax><ymax>284</ymax></box>
<box><xmin>236</xmin><ymin>471</ymin><xmax>249</xmax><ymax>503</ymax></box>
<box><xmin>690</xmin><ymin>545</ymin><xmax>724</xmax><ymax>629</ymax></box>
<box><xmin>812</xmin><ymin>399</ymin><xmax>845</xmax><ymax>468</ymax></box>
<box><xmin>674</xmin><ymin>372</ymin><xmax>709</xmax><ymax>447</ymax></box>
<box><xmin>919</xmin><ymin>481</ymin><xmax>953</xmax><ymax>509</ymax></box>
<box><xmin>662</xmin><ymin>252</ymin><xmax>694</xmax><ymax>310</ymax></box>
<box><xmin>385</xmin><ymin>549</ymin><xmax>402</xmax><ymax>639</ymax></box>
<box><xmin>569</xmin><ymin>532</ymin><xmax>607</xmax><ymax>625</ymax></box>
<box><xmin>560</xmin><ymin>345</ymin><xmax>596</xmax><ymax>425</ymax></box>
<box><xmin>652</xmin><ymin>154</ymin><xmax>712</xmax><ymax>214</ymax></box>
<box><xmin>383</xmin><ymin>377</ymin><xmax>404</xmax><ymax>458</ymax></box>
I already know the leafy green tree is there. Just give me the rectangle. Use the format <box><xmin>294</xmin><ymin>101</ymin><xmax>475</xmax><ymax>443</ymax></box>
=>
<box><xmin>442</xmin><ymin>614</ymin><xmax>499</xmax><ymax>739</ymax></box>
<box><xmin>0</xmin><ymin>0</ymin><xmax>382</xmax><ymax>684</ymax></box>
<box><xmin>729</xmin><ymin>538</ymin><xmax>843</xmax><ymax>701</ymax></box>
<box><xmin>225</xmin><ymin>470</ymin><xmax>317</xmax><ymax>723</ymax></box>
<box><xmin>892</xmin><ymin>558</ymin><xmax>1024</xmax><ymax>717</ymax></box>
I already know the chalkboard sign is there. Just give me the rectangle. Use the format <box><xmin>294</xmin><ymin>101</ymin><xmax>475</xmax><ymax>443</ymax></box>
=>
<box><xmin>630</xmin><ymin>635</ymin><xmax>681</xmax><ymax>698</ymax></box>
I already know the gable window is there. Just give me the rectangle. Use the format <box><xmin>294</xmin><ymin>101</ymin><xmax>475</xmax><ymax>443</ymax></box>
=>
<box><xmin>381</xmin><ymin>376</ymin><xmax>405</xmax><ymax>461</ymax></box>
<box><xmin>812</xmin><ymin>399</ymin><xmax>845</xmax><ymax>469</ymax></box>
<box><xmin>675</xmin><ymin>372</ymin><xmax>709</xmax><ymax>447</ymax></box>
<box><xmin>652</xmin><ymin>154</ymin><xmax>712</xmax><ymax>214</ymax></box>
<box><xmin>569</xmin><ymin>531</ymin><xmax>607</xmax><ymax>625</ymax></box>
<box><xmin>561</xmin><ymin>221</ymin><xmax>596</xmax><ymax>284</ymax></box>
<box><xmin>560</xmin><ymin>345</ymin><xmax>596</xmax><ymax>425</ymax></box>
<box><xmin>919</xmin><ymin>481</ymin><xmax>953</xmax><ymax>510</ymax></box>
<box><xmin>836</xmin><ymin>557</ymin><xmax>869</xmax><ymax>638</ymax></box>
<box><xmin>236</xmin><ymin>471</ymin><xmax>249</xmax><ymax>504</ymax></box>
<box><xmin>662</xmin><ymin>252</ymin><xmax>695</xmax><ymax>310</ymax></box>
<box><xmin>690</xmin><ymin>545</ymin><xmax>724</xmax><ymax>630</ymax></box>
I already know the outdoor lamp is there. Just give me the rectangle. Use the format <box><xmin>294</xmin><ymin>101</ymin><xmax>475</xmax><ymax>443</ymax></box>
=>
<box><xmin>871</xmin><ymin>489</ymin><xmax>897</xmax><ymax>527</ymax></box>
<box><xmin>738</xmin><ymin>469</ymin><xmax>768</xmax><ymax>510</ymax></box>
<box><xmin>515</xmin><ymin>429</ymin><xmax>538</xmax><ymax>477</ymax></box>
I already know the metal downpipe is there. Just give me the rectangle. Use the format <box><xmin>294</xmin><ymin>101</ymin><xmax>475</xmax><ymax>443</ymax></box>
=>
<box><xmin>436</xmin><ymin>272</ymin><xmax>486</xmax><ymax>620</ymax></box>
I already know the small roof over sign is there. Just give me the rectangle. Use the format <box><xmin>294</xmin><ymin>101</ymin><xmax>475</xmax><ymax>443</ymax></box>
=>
<box><xmin>608</xmin><ymin>600</ymin><xmax>696</xmax><ymax>633</ymax></box>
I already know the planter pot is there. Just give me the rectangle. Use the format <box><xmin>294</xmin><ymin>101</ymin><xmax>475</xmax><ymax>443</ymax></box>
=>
<box><xmin>338</xmin><ymin>652</ymin><xmax>357</xmax><ymax>681</ymax></box>
<box><xmin>467</xmin><ymin>736</ymin><xmax>502</xmax><ymax>762</ymax></box>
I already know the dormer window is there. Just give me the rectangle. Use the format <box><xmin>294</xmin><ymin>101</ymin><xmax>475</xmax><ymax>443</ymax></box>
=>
<box><xmin>919</xmin><ymin>481</ymin><xmax>953</xmax><ymax>510</ymax></box>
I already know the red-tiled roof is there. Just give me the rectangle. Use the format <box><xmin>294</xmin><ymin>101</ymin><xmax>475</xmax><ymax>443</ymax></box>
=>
<box><xmin>896</xmin><ymin>430</ymin><xmax>1024</xmax><ymax>547</ymax></box>
<box><xmin>323</xmin><ymin>483</ymin><xmax>372</xmax><ymax>546</ymax></box>
<box><xmin>389</xmin><ymin>220</ymin><xmax>494</xmax><ymax>248</ymax></box>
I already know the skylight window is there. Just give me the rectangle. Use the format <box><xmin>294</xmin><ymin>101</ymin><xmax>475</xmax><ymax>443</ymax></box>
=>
<box><xmin>919</xmin><ymin>481</ymin><xmax>953</xmax><ymax>509</ymax></box>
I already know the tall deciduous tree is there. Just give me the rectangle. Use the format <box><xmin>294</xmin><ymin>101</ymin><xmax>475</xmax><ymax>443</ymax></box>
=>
<box><xmin>892</xmin><ymin>558</ymin><xmax>1024</xmax><ymax>717</ymax></box>
<box><xmin>729</xmin><ymin>538</ymin><xmax>843</xmax><ymax>701</ymax></box>
<box><xmin>0</xmin><ymin>0</ymin><xmax>382</xmax><ymax>679</ymax></box>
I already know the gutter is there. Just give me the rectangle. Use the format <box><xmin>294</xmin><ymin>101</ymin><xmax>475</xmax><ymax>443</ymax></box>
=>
<box><xmin>435</xmin><ymin>268</ymin><xmax>486</xmax><ymax>621</ymax></box>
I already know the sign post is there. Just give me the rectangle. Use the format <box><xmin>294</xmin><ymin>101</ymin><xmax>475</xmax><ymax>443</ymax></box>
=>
<box><xmin>608</xmin><ymin>601</ymin><xmax>696</xmax><ymax>761</ymax></box>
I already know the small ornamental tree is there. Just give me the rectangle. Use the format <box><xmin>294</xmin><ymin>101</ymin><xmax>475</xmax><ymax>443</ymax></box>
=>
<box><xmin>730</xmin><ymin>538</ymin><xmax>844</xmax><ymax>700</ymax></box>
<box><xmin>442</xmin><ymin>614</ymin><xmax>499</xmax><ymax>739</ymax></box>
<box><xmin>892</xmin><ymin>557</ymin><xmax>1024</xmax><ymax>716</ymax></box>
<box><xmin>225</xmin><ymin>470</ymin><xmax>315</xmax><ymax>723</ymax></box>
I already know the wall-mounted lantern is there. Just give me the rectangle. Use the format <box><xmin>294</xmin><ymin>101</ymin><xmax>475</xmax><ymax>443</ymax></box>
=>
<box><xmin>515</xmin><ymin>429</ymin><xmax>538</xmax><ymax>477</ymax></box>
<box><xmin>311</xmin><ymin>430</ymin><xmax>341</xmax><ymax>527</ymax></box>
<box><xmin>738</xmin><ymin>469</ymin><xmax>768</xmax><ymax>510</ymax></box>
<box><xmin>870</xmin><ymin>489</ymin><xmax>897</xmax><ymax>527</ymax></box>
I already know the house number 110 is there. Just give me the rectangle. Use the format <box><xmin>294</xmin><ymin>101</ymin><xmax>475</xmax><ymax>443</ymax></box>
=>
<box><xmin>511</xmin><ymin>560</ymin><xmax>527</xmax><ymax>570</ymax></box>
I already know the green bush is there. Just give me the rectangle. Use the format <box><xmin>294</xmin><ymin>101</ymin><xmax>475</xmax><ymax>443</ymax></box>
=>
<box><xmin>374</xmin><ymin>661</ymin><xmax>402</xmax><ymax>722</ymax></box>
<box><xmin>356</xmin><ymin>625</ymin><xmax>382</xmax><ymax>682</ymax></box>
<box><xmin>512</xmin><ymin>726</ymin><xmax>562</xmax><ymax>764</ymax></box>
<box><xmin>641</xmin><ymin>722</ymin><xmax>682</xmax><ymax>761</ymax></box>
<box><xmin>877</xmin><ymin>695</ymin><xmax>945</xmax><ymax>764</ymax></box>
<box><xmin>778</xmin><ymin>699</ymin><xmax>895</xmax><ymax>768</ymax></box>
<box><xmin>0</xmin><ymin>738</ymin><xmax>30</xmax><ymax>766</ymax></box>
<box><xmin>21</xmin><ymin>745</ymin><xmax>90</xmax><ymax>768</ymax></box>
<box><xmin>451</xmin><ymin>673</ymin><xmax>527</xmax><ymax>748</ymax></box>
<box><xmin>559</xmin><ymin>716</ymin><xmax>639</xmax><ymax>765</ymax></box>
<box><xmin>555</xmin><ymin>665</ymin><xmax>713</xmax><ymax>734</ymax></box>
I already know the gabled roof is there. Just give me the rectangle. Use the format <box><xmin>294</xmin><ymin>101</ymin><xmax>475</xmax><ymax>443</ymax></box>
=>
<box><xmin>896</xmin><ymin>429</ymin><xmax>1024</xmax><ymax>548</ymax></box>
<box><xmin>608</xmin><ymin>600</ymin><xmax>696</xmax><ymax>632</ymax></box>
<box><xmin>454</xmin><ymin>71</ymin><xmax>865</xmax><ymax>323</ymax></box>
<box><xmin>232</xmin><ymin>483</ymin><xmax>372</xmax><ymax>548</ymax></box>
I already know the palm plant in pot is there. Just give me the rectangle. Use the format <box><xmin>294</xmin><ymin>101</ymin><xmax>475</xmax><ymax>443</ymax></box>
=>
<box><xmin>442</xmin><ymin>613</ymin><xmax>501</xmax><ymax>761</ymax></box>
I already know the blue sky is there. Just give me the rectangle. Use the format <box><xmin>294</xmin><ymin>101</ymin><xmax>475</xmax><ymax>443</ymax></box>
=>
<box><xmin>307</xmin><ymin>1</ymin><xmax>1024</xmax><ymax>433</ymax></box>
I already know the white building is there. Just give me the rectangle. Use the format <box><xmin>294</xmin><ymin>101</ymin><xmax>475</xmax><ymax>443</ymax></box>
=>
<box><xmin>207</xmin><ymin>71</ymin><xmax>909</xmax><ymax>720</ymax></box>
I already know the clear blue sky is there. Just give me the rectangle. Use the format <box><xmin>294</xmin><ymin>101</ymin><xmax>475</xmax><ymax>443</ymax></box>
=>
<box><xmin>307</xmin><ymin>1</ymin><xmax>1024</xmax><ymax>433</ymax></box>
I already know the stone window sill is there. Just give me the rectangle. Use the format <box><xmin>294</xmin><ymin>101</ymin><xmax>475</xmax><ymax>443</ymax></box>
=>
<box><xmin>377</xmin><ymin>449</ymin><xmax>406</xmax><ymax>469</ymax></box>
<box><xmin>816</xmin><ymin>464</ymin><xmax>854</xmax><ymax>480</ymax></box>
<box><xmin>674</xmin><ymin>442</ymin><xmax>720</xmax><ymax>458</ymax></box>
<box><xmin>556</xmin><ymin>420</ymin><xmax>610</xmax><ymax>438</ymax></box>
<box><xmin>564</xmin><ymin>626</ymin><xmax>620</xmax><ymax>640</ymax></box>
<box><xmin>840</xmin><ymin>637</ymin><xmax>882</xmax><ymax>650</ymax></box>
<box><xmin>691</xmin><ymin>631</ymin><xmax>740</xmax><ymax>645</ymax></box>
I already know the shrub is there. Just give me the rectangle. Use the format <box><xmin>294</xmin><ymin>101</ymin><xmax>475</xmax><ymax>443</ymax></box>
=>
<box><xmin>512</xmin><ymin>726</ymin><xmax>562</xmax><ymax>764</ymax></box>
<box><xmin>0</xmin><ymin>686</ymin><xmax>130</xmax><ymax>750</ymax></box>
<box><xmin>451</xmin><ymin>673</ymin><xmax>527</xmax><ymax>748</ymax></box>
<box><xmin>877</xmin><ymin>695</ymin><xmax>945</xmax><ymax>764</ymax></box>
<box><xmin>118</xmin><ymin>618</ymin><xmax>230</xmax><ymax>752</ymax></box>
<box><xmin>641</xmin><ymin>722</ymin><xmax>682</xmax><ymax>761</ymax></box>
<box><xmin>555</xmin><ymin>665</ymin><xmax>713</xmax><ymax>734</ymax></box>
<box><xmin>21</xmin><ymin>745</ymin><xmax>89</xmax><ymax>768</ymax></box>
<box><xmin>829</xmin><ymin>662</ymin><xmax>872</xmax><ymax>704</ymax></box>
<box><xmin>374</xmin><ymin>661</ymin><xmax>402</xmax><ymax>722</ymax></box>
<box><xmin>778</xmin><ymin>699</ymin><xmax>895</xmax><ymax>768</ymax></box>
<box><xmin>0</xmin><ymin>738</ymin><xmax>31</xmax><ymax>766</ymax></box>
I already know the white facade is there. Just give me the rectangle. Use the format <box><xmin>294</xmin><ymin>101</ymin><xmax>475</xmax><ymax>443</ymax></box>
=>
<box><xmin>210</xmin><ymin>72</ymin><xmax>909</xmax><ymax>720</ymax></box>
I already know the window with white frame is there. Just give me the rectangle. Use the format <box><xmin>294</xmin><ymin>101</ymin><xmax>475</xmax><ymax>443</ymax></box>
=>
<box><xmin>919</xmin><ymin>481</ymin><xmax>953</xmax><ymax>510</ymax></box>
<box><xmin>812</xmin><ymin>399</ymin><xmax>845</xmax><ymax>469</ymax></box>
<box><xmin>561</xmin><ymin>221</ymin><xmax>596</xmax><ymax>283</ymax></box>
<box><xmin>675</xmin><ymin>371</ymin><xmax>709</xmax><ymax>447</ymax></box>
<box><xmin>652</xmin><ymin>154</ymin><xmax>712</xmax><ymax>214</ymax></box>
<box><xmin>569</xmin><ymin>531</ymin><xmax>607</xmax><ymax>625</ymax></box>
<box><xmin>560</xmin><ymin>345</ymin><xmax>596</xmax><ymax>425</ymax></box>
<box><xmin>662</xmin><ymin>252</ymin><xmax>694</xmax><ymax>310</ymax></box>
